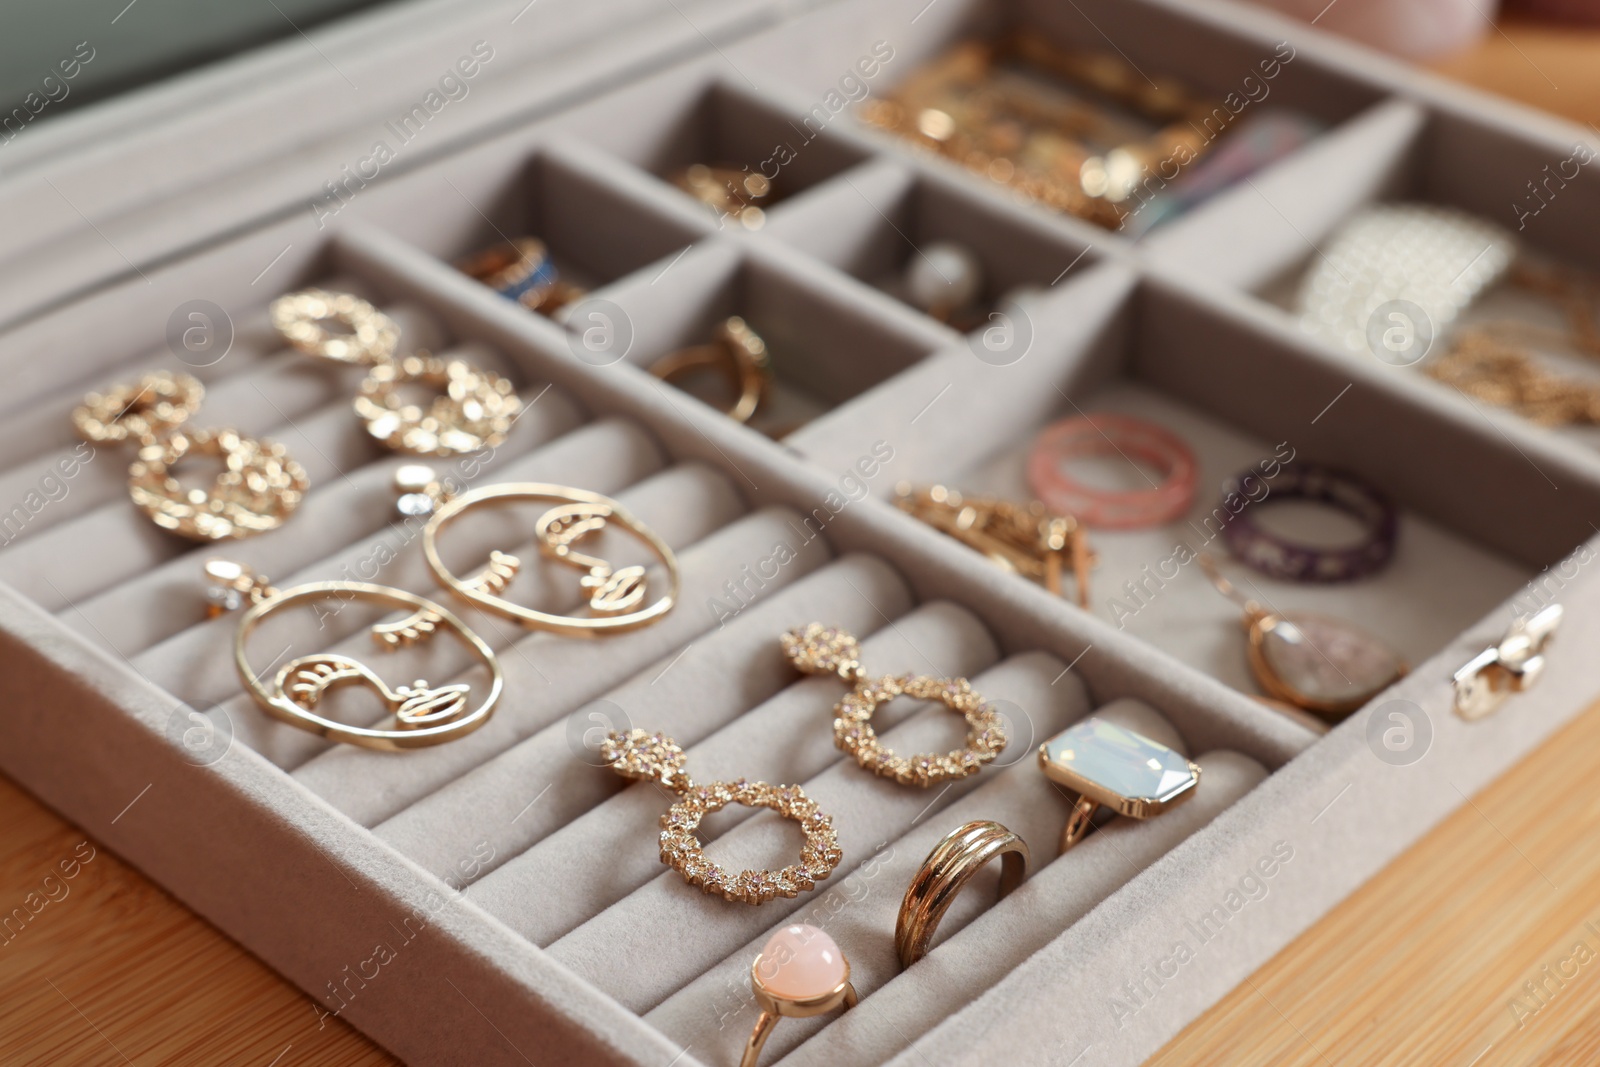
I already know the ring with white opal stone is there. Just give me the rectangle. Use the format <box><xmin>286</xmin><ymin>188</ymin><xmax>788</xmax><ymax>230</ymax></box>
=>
<box><xmin>781</xmin><ymin>623</ymin><xmax>1008</xmax><ymax>787</ymax></box>
<box><xmin>742</xmin><ymin>923</ymin><xmax>857</xmax><ymax>1067</ymax></box>
<box><xmin>1038</xmin><ymin>716</ymin><xmax>1201</xmax><ymax>854</ymax></box>
<box><xmin>600</xmin><ymin>730</ymin><xmax>843</xmax><ymax>904</ymax></box>
<box><xmin>896</xmin><ymin>820</ymin><xmax>1028</xmax><ymax>968</ymax></box>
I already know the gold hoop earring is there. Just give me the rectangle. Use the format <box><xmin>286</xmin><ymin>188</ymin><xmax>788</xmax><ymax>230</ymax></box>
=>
<box><xmin>782</xmin><ymin>623</ymin><xmax>1007</xmax><ymax>787</ymax></box>
<box><xmin>74</xmin><ymin>371</ymin><xmax>308</xmax><ymax>540</ymax></box>
<box><xmin>393</xmin><ymin>465</ymin><xmax>680</xmax><ymax>637</ymax></box>
<box><xmin>269</xmin><ymin>288</ymin><xmax>522</xmax><ymax>457</ymax></box>
<box><xmin>208</xmin><ymin>560</ymin><xmax>502</xmax><ymax>750</ymax></box>
<box><xmin>600</xmin><ymin>729</ymin><xmax>842</xmax><ymax>903</ymax></box>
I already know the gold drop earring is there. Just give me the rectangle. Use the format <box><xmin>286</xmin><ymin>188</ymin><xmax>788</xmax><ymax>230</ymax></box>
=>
<box><xmin>270</xmin><ymin>288</ymin><xmax>523</xmax><ymax>457</ymax></box>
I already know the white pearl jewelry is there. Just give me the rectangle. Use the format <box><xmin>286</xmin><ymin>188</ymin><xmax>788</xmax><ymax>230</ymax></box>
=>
<box><xmin>906</xmin><ymin>241</ymin><xmax>983</xmax><ymax>315</ymax></box>
<box><xmin>1295</xmin><ymin>203</ymin><xmax>1516</xmax><ymax>355</ymax></box>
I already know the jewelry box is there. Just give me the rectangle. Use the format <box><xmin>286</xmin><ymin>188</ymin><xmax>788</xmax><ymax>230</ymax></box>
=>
<box><xmin>2</xmin><ymin>0</ymin><xmax>1599</xmax><ymax>1064</ymax></box>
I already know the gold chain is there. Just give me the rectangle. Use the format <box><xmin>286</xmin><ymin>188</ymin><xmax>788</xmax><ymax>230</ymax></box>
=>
<box><xmin>1426</xmin><ymin>260</ymin><xmax>1600</xmax><ymax>426</ymax></box>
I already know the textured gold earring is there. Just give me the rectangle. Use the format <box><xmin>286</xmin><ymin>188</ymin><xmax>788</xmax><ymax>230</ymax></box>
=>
<box><xmin>782</xmin><ymin>623</ymin><xmax>1007</xmax><ymax>787</ymax></box>
<box><xmin>74</xmin><ymin>370</ymin><xmax>308</xmax><ymax>540</ymax></box>
<box><xmin>270</xmin><ymin>288</ymin><xmax>522</xmax><ymax>457</ymax></box>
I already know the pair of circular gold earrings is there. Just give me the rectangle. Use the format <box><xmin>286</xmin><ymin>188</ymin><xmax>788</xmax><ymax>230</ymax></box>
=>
<box><xmin>596</xmin><ymin>622</ymin><xmax>1011</xmax><ymax>909</ymax></box>
<box><xmin>214</xmin><ymin>469</ymin><xmax>680</xmax><ymax>749</ymax></box>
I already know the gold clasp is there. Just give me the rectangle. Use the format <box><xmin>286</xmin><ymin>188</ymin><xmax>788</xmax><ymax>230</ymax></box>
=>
<box><xmin>894</xmin><ymin>483</ymin><xmax>1095</xmax><ymax>608</ymax></box>
<box><xmin>1452</xmin><ymin>604</ymin><xmax>1563</xmax><ymax>720</ymax></box>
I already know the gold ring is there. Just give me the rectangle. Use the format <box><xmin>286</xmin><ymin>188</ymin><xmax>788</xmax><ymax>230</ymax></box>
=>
<box><xmin>648</xmin><ymin>316</ymin><xmax>771</xmax><ymax>423</ymax></box>
<box><xmin>1038</xmin><ymin>716</ymin><xmax>1201</xmax><ymax>854</ymax></box>
<box><xmin>741</xmin><ymin>923</ymin><xmax>856</xmax><ymax>1067</ymax></box>
<box><xmin>354</xmin><ymin>352</ymin><xmax>522</xmax><ymax>456</ymax></box>
<box><xmin>600</xmin><ymin>730</ymin><xmax>842</xmax><ymax>904</ymax></box>
<box><xmin>895</xmin><ymin>820</ymin><xmax>1028</xmax><ymax>968</ymax></box>
<box><xmin>669</xmin><ymin>164</ymin><xmax>775</xmax><ymax>230</ymax></box>
<box><xmin>270</xmin><ymin>288</ymin><xmax>399</xmax><ymax>365</ymax></box>
<box><xmin>782</xmin><ymin>623</ymin><xmax>1008</xmax><ymax>787</ymax></box>
<box><xmin>223</xmin><ymin>565</ymin><xmax>502</xmax><ymax>750</ymax></box>
<box><xmin>401</xmin><ymin>468</ymin><xmax>680</xmax><ymax>636</ymax></box>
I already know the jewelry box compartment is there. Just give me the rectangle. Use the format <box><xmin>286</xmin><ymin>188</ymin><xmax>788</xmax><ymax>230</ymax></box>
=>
<box><xmin>1149</xmin><ymin>90</ymin><xmax>1600</xmax><ymax>454</ymax></box>
<box><xmin>2</xmin><ymin>1</ymin><xmax>1600</xmax><ymax>1066</ymax></box>
<box><xmin>777</xmin><ymin>257</ymin><xmax>1600</xmax><ymax>725</ymax></box>
<box><xmin>0</xmin><ymin>206</ymin><xmax>1318</xmax><ymax>1067</ymax></box>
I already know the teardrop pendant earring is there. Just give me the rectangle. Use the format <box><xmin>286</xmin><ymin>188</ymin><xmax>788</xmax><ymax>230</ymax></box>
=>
<box><xmin>1198</xmin><ymin>554</ymin><xmax>1405</xmax><ymax>720</ymax></box>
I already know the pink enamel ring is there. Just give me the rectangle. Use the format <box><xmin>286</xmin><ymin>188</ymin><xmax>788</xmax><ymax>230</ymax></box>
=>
<box><xmin>1027</xmin><ymin>414</ymin><xmax>1197</xmax><ymax>528</ymax></box>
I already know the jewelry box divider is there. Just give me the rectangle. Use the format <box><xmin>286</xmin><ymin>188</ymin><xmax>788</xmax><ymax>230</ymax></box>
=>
<box><xmin>564</xmin><ymin>232</ymin><xmax>953</xmax><ymax>435</ymax></box>
<box><xmin>462</xmin><ymin>598</ymin><xmax>996</xmax><ymax>944</ymax></box>
<box><xmin>357</xmin><ymin>137</ymin><xmax>718</xmax><ymax>303</ymax></box>
<box><xmin>372</xmin><ymin>554</ymin><xmax>916</xmax><ymax>885</ymax></box>
<box><xmin>547</xmin><ymin>648</ymin><xmax>1090</xmax><ymax>1015</ymax></box>
<box><xmin>758</xmin><ymin>154</ymin><xmax>1101</xmax><ymax>333</ymax></box>
<box><xmin>1157</xmin><ymin>92</ymin><xmax>1600</xmax><ymax>453</ymax></box>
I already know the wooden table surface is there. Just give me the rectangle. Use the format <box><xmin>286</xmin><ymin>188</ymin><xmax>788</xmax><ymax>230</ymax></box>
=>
<box><xmin>4</xmin><ymin>16</ymin><xmax>1600</xmax><ymax>1067</ymax></box>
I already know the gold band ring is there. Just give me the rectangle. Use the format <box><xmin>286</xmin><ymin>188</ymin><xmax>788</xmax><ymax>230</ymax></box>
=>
<box><xmin>895</xmin><ymin>820</ymin><xmax>1028</xmax><ymax>968</ymax></box>
<box><xmin>648</xmin><ymin>316</ymin><xmax>771</xmax><ymax>424</ymax></box>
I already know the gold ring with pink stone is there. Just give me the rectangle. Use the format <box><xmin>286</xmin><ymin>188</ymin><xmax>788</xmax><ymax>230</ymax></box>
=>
<box><xmin>781</xmin><ymin>623</ymin><xmax>1008</xmax><ymax>788</ymax></box>
<box><xmin>599</xmin><ymin>730</ymin><xmax>842</xmax><ymax>904</ymax></box>
<box><xmin>742</xmin><ymin>923</ymin><xmax>856</xmax><ymax>1067</ymax></box>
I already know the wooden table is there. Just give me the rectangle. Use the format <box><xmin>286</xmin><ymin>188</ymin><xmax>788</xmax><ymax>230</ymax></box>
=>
<box><xmin>4</xmin><ymin>17</ymin><xmax>1600</xmax><ymax>1067</ymax></box>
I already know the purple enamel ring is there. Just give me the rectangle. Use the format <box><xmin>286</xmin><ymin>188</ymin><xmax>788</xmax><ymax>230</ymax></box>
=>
<box><xmin>1219</xmin><ymin>463</ymin><xmax>1397</xmax><ymax>583</ymax></box>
